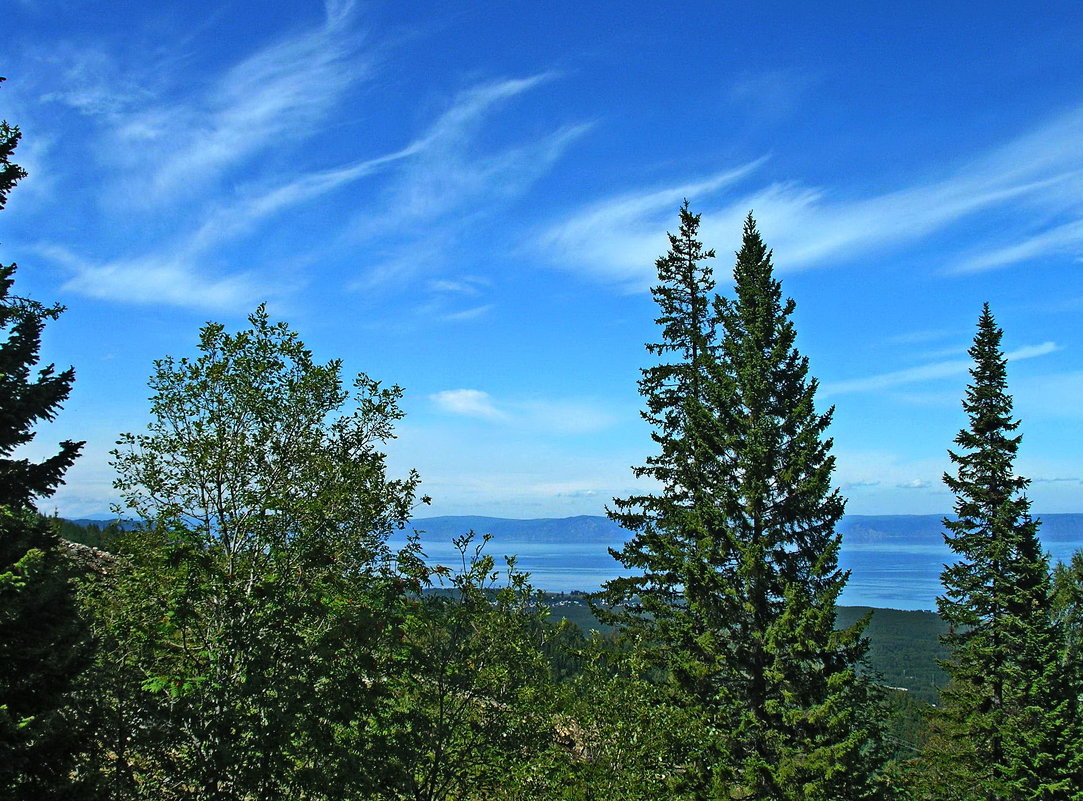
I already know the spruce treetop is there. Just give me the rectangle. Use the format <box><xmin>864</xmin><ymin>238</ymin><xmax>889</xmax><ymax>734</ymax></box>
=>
<box><xmin>0</xmin><ymin>78</ymin><xmax>29</xmax><ymax>212</ymax></box>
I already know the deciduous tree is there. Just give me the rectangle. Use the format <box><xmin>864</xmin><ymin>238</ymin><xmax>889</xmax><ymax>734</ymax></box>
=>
<box><xmin>386</xmin><ymin>534</ymin><xmax>555</xmax><ymax>801</ymax></box>
<box><xmin>98</xmin><ymin>306</ymin><xmax>427</xmax><ymax>800</ymax></box>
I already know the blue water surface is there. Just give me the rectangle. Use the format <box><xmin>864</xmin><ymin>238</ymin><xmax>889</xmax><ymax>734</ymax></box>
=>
<box><xmin>389</xmin><ymin>514</ymin><xmax>1083</xmax><ymax>611</ymax></box>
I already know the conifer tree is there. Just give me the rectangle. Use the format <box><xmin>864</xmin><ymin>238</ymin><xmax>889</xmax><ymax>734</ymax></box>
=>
<box><xmin>0</xmin><ymin>77</ymin><xmax>95</xmax><ymax>798</ymax></box>
<box><xmin>602</xmin><ymin>207</ymin><xmax>887</xmax><ymax>799</ymax></box>
<box><xmin>601</xmin><ymin>200</ymin><xmax>721</xmax><ymax>670</ymax></box>
<box><xmin>920</xmin><ymin>305</ymin><xmax>1081</xmax><ymax>800</ymax></box>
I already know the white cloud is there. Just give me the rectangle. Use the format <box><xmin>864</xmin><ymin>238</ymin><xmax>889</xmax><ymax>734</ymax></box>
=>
<box><xmin>897</xmin><ymin>479</ymin><xmax>933</xmax><ymax>489</ymax></box>
<box><xmin>429</xmin><ymin>277</ymin><xmax>488</xmax><ymax>296</ymax></box>
<box><xmin>440</xmin><ymin>304</ymin><xmax>493</xmax><ymax>321</ymax></box>
<box><xmin>428</xmin><ymin>389</ymin><xmax>619</xmax><ymax>434</ymax></box>
<box><xmin>842</xmin><ymin>480</ymin><xmax>881</xmax><ymax>490</ymax></box>
<box><xmin>40</xmin><ymin>46</ymin><xmax>153</xmax><ymax>118</ymax></box>
<box><xmin>44</xmin><ymin>69</ymin><xmax>581</xmax><ymax>310</ymax></box>
<box><xmin>954</xmin><ymin>218</ymin><xmax>1083</xmax><ymax>273</ymax></box>
<box><xmin>430</xmin><ymin>389</ymin><xmax>509</xmax><ymax>422</ymax></box>
<box><xmin>368</xmin><ymin>75</ymin><xmax>587</xmax><ymax>229</ymax></box>
<box><xmin>822</xmin><ymin>341</ymin><xmax>1059</xmax><ymax>397</ymax></box>
<box><xmin>43</xmin><ymin>245</ymin><xmax>265</xmax><ymax>312</ymax></box>
<box><xmin>107</xmin><ymin>2</ymin><xmax>367</xmax><ymax>205</ymax></box>
<box><xmin>539</xmin><ymin>106</ymin><xmax>1083</xmax><ymax>286</ymax></box>
<box><xmin>23</xmin><ymin>3</ymin><xmax>374</xmax><ymax>310</ymax></box>
<box><xmin>538</xmin><ymin>161</ymin><xmax>766</xmax><ymax>290</ymax></box>
<box><xmin>1007</xmin><ymin>342</ymin><xmax>1062</xmax><ymax>360</ymax></box>
<box><xmin>184</xmin><ymin>145</ymin><xmax>420</xmax><ymax>254</ymax></box>
<box><xmin>348</xmin><ymin>75</ymin><xmax>591</xmax><ymax>289</ymax></box>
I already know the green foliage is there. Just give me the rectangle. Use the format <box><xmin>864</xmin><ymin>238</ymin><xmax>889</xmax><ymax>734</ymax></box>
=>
<box><xmin>92</xmin><ymin>307</ymin><xmax>428</xmax><ymax>800</ymax></box>
<box><xmin>837</xmin><ymin>606</ymin><xmax>948</xmax><ymax>705</ymax></box>
<box><xmin>601</xmin><ymin>205</ymin><xmax>889</xmax><ymax>798</ymax></box>
<box><xmin>913</xmin><ymin>305</ymin><xmax>1081</xmax><ymax>800</ymax></box>
<box><xmin>51</xmin><ymin>517</ymin><xmax>125</xmax><ymax>552</ymax></box>
<box><xmin>0</xmin><ymin>262</ymin><xmax>82</xmax><ymax>507</ymax></box>
<box><xmin>0</xmin><ymin>509</ymin><xmax>100</xmax><ymax>799</ymax></box>
<box><xmin>383</xmin><ymin>534</ymin><xmax>558</xmax><ymax>801</ymax></box>
<box><xmin>1052</xmin><ymin>551</ymin><xmax>1083</xmax><ymax>693</ymax></box>
<box><xmin>551</xmin><ymin>632</ymin><xmax>706</xmax><ymax>801</ymax></box>
<box><xmin>879</xmin><ymin>688</ymin><xmax>930</xmax><ymax>758</ymax></box>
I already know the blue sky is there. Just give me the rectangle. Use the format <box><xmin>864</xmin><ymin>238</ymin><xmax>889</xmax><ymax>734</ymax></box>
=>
<box><xmin>4</xmin><ymin>0</ymin><xmax>1083</xmax><ymax>519</ymax></box>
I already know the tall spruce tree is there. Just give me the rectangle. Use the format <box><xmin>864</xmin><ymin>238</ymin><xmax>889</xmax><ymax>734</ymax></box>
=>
<box><xmin>919</xmin><ymin>305</ymin><xmax>1080</xmax><ymax>800</ymax></box>
<box><xmin>0</xmin><ymin>76</ymin><xmax>94</xmax><ymax>798</ymax></box>
<box><xmin>602</xmin><ymin>207</ymin><xmax>887</xmax><ymax>799</ymax></box>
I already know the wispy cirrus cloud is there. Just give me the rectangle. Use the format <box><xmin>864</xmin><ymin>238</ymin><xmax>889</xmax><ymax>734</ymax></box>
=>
<box><xmin>537</xmin><ymin>161</ymin><xmax>766</xmax><ymax>290</ymax></box>
<box><xmin>40</xmin><ymin>46</ymin><xmax>154</xmax><ymax>118</ymax></box>
<box><xmin>954</xmin><ymin>218</ymin><xmax>1083</xmax><ymax>274</ymax></box>
<box><xmin>822</xmin><ymin>341</ymin><xmax>1059</xmax><ymax>397</ymax></box>
<box><xmin>25</xmin><ymin>0</ymin><xmax>372</xmax><ymax>310</ymax></box>
<box><xmin>440</xmin><ymin>304</ymin><xmax>493</xmax><ymax>321</ymax></box>
<box><xmin>347</xmin><ymin>74</ymin><xmax>592</xmax><ymax>289</ymax></box>
<box><xmin>429</xmin><ymin>388</ymin><xmax>618</xmax><ymax>434</ymax></box>
<box><xmin>36</xmin><ymin>144</ymin><xmax>418</xmax><ymax>312</ymax></box>
<box><xmin>38</xmin><ymin>244</ymin><xmax>265</xmax><ymax>312</ymax></box>
<box><xmin>539</xmin><ymin>106</ymin><xmax>1083</xmax><ymax>286</ymax></box>
<box><xmin>40</xmin><ymin>64</ymin><xmax>582</xmax><ymax>310</ymax></box>
<box><xmin>106</xmin><ymin>1</ymin><xmax>368</xmax><ymax>206</ymax></box>
<box><xmin>402</xmin><ymin>276</ymin><xmax>495</xmax><ymax>323</ymax></box>
<box><xmin>373</xmin><ymin>73</ymin><xmax>561</xmax><ymax>226</ymax></box>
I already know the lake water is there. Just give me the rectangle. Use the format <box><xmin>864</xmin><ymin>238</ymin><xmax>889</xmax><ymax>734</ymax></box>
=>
<box><xmin>389</xmin><ymin>514</ymin><xmax>1083</xmax><ymax>611</ymax></box>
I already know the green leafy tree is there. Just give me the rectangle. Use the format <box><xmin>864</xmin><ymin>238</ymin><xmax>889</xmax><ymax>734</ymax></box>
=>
<box><xmin>602</xmin><ymin>205</ymin><xmax>888</xmax><ymax>799</ymax></box>
<box><xmin>384</xmin><ymin>534</ymin><xmax>557</xmax><ymax>801</ymax></box>
<box><xmin>94</xmin><ymin>307</ymin><xmax>427</xmax><ymax>800</ymax></box>
<box><xmin>552</xmin><ymin>632</ymin><xmax>704</xmax><ymax>801</ymax></box>
<box><xmin>0</xmin><ymin>76</ymin><xmax>96</xmax><ymax>799</ymax></box>
<box><xmin>916</xmin><ymin>305</ymin><xmax>1081</xmax><ymax>800</ymax></box>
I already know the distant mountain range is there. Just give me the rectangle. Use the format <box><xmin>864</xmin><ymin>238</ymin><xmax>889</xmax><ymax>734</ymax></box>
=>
<box><xmin>407</xmin><ymin>515</ymin><xmax>625</xmax><ymax>543</ymax></box>
<box><xmin>70</xmin><ymin>512</ymin><xmax>1083</xmax><ymax>550</ymax></box>
<box><xmin>404</xmin><ymin>513</ymin><xmax>1083</xmax><ymax>548</ymax></box>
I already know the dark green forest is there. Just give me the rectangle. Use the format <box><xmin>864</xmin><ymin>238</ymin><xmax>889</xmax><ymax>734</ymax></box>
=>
<box><xmin>3</xmin><ymin>80</ymin><xmax>1083</xmax><ymax>799</ymax></box>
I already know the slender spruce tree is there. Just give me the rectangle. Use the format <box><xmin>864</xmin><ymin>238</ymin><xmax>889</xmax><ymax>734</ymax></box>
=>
<box><xmin>602</xmin><ymin>207</ymin><xmax>888</xmax><ymax>799</ymax></box>
<box><xmin>601</xmin><ymin>200</ymin><xmax>721</xmax><ymax>670</ymax></box>
<box><xmin>0</xmin><ymin>77</ymin><xmax>95</xmax><ymax>798</ymax></box>
<box><xmin>919</xmin><ymin>305</ymin><xmax>1081</xmax><ymax>800</ymax></box>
